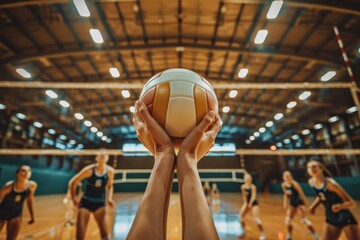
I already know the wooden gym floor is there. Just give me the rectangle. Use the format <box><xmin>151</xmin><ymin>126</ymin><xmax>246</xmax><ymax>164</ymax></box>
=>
<box><xmin>0</xmin><ymin>193</ymin><xmax>359</xmax><ymax>239</ymax></box>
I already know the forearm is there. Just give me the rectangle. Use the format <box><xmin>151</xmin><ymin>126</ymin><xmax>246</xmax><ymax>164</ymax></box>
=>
<box><xmin>177</xmin><ymin>154</ymin><xmax>219</xmax><ymax>240</ymax></box>
<box><xmin>309</xmin><ymin>198</ymin><xmax>321</xmax><ymax>210</ymax></box>
<box><xmin>127</xmin><ymin>152</ymin><xmax>175</xmax><ymax>240</ymax></box>
<box><xmin>27</xmin><ymin>199</ymin><xmax>35</xmax><ymax>219</ymax></box>
<box><xmin>338</xmin><ymin>200</ymin><xmax>356</xmax><ymax>210</ymax></box>
<box><xmin>107</xmin><ymin>186</ymin><xmax>114</xmax><ymax>202</ymax></box>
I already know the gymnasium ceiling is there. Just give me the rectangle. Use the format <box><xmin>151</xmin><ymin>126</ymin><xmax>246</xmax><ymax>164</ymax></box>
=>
<box><xmin>0</xmin><ymin>0</ymin><xmax>359</xmax><ymax>148</ymax></box>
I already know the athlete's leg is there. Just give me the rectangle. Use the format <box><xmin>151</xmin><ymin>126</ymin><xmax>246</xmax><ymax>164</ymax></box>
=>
<box><xmin>343</xmin><ymin>224</ymin><xmax>360</xmax><ymax>240</ymax></box>
<box><xmin>285</xmin><ymin>206</ymin><xmax>297</xmax><ymax>239</ymax></box>
<box><xmin>6</xmin><ymin>216</ymin><xmax>22</xmax><ymax>240</ymax></box>
<box><xmin>93</xmin><ymin>207</ymin><xmax>110</xmax><ymax>240</ymax></box>
<box><xmin>322</xmin><ymin>223</ymin><xmax>341</xmax><ymax>240</ymax></box>
<box><xmin>76</xmin><ymin>208</ymin><xmax>91</xmax><ymax>240</ymax></box>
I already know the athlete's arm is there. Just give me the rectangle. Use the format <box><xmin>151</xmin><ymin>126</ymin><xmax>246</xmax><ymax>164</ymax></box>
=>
<box><xmin>68</xmin><ymin>166</ymin><xmax>92</xmax><ymax>204</ymax></box>
<box><xmin>281</xmin><ymin>182</ymin><xmax>289</xmax><ymax>209</ymax></box>
<box><xmin>241</xmin><ymin>185</ymin><xmax>247</xmax><ymax>204</ymax></box>
<box><xmin>293</xmin><ymin>180</ymin><xmax>308</xmax><ymax>206</ymax></box>
<box><xmin>307</xmin><ymin>178</ymin><xmax>321</xmax><ymax>214</ymax></box>
<box><xmin>0</xmin><ymin>182</ymin><xmax>12</xmax><ymax>203</ymax></box>
<box><xmin>26</xmin><ymin>181</ymin><xmax>37</xmax><ymax>224</ymax></box>
<box><xmin>106</xmin><ymin>167</ymin><xmax>115</xmax><ymax>207</ymax></box>
<box><xmin>327</xmin><ymin>178</ymin><xmax>356</xmax><ymax>212</ymax></box>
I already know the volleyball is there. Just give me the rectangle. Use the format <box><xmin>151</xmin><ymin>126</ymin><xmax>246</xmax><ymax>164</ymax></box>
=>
<box><xmin>140</xmin><ymin>68</ymin><xmax>218</xmax><ymax>142</ymax></box>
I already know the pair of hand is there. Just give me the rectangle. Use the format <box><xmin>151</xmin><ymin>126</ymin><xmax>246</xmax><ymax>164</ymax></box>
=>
<box><xmin>132</xmin><ymin>100</ymin><xmax>222</xmax><ymax>161</ymax></box>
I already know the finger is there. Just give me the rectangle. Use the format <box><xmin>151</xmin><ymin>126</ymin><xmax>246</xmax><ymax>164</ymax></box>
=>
<box><xmin>136</xmin><ymin>100</ymin><xmax>162</xmax><ymax>134</ymax></box>
<box><xmin>208</xmin><ymin>115</ymin><xmax>222</xmax><ymax>134</ymax></box>
<box><xmin>196</xmin><ymin>111</ymin><xmax>216</xmax><ymax>133</ymax></box>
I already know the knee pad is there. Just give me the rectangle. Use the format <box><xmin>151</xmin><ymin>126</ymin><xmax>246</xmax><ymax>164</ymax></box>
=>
<box><xmin>285</xmin><ymin>217</ymin><xmax>292</xmax><ymax>226</ymax></box>
<box><xmin>301</xmin><ymin>217</ymin><xmax>312</xmax><ymax>226</ymax></box>
<box><xmin>254</xmin><ymin>217</ymin><xmax>262</xmax><ymax>225</ymax></box>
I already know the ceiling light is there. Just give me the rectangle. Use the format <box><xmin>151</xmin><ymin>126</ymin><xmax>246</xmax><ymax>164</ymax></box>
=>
<box><xmin>259</xmin><ymin>127</ymin><xmax>266</xmax><ymax>133</ymax></box>
<box><xmin>301</xmin><ymin>129</ymin><xmax>310</xmax><ymax>135</ymax></box>
<box><xmin>222</xmin><ymin>106</ymin><xmax>230</xmax><ymax>113</ymax></box>
<box><xmin>89</xmin><ymin>29</ymin><xmax>104</xmax><ymax>44</ymax></box>
<box><xmin>59</xmin><ymin>100</ymin><xmax>70</xmax><ymax>108</ymax></box>
<box><xmin>283</xmin><ymin>139</ymin><xmax>290</xmax><ymax>144</ymax></box>
<box><xmin>33</xmin><ymin>121</ymin><xmax>43</xmax><ymax>128</ymax></box>
<box><xmin>328</xmin><ymin>116</ymin><xmax>339</xmax><ymax>123</ymax></box>
<box><xmin>16</xmin><ymin>113</ymin><xmax>27</xmax><ymax>120</ymax></box>
<box><xmin>97</xmin><ymin>131</ymin><xmax>103</xmax><ymax>137</ymax></box>
<box><xmin>287</xmin><ymin>101</ymin><xmax>297</xmax><ymax>109</ymax></box>
<box><xmin>321</xmin><ymin>71</ymin><xmax>336</xmax><ymax>81</ymax></box>
<box><xmin>74</xmin><ymin>113</ymin><xmax>84</xmax><ymax>120</ymax></box>
<box><xmin>299</xmin><ymin>91</ymin><xmax>311</xmax><ymax>100</ymax></box>
<box><xmin>276</xmin><ymin>142</ymin><xmax>283</xmax><ymax>147</ymax></box>
<box><xmin>229</xmin><ymin>90</ymin><xmax>238</xmax><ymax>98</ymax></box>
<box><xmin>238</xmin><ymin>68</ymin><xmax>248</xmax><ymax>78</ymax></box>
<box><xmin>73</xmin><ymin>0</ymin><xmax>90</xmax><ymax>17</ymax></box>
<box><xmin>90</xmin><ymin>127</ymin><xmax>98</xmax><ymax>133</ymax></box>
<box><xmin>266</xmin><ymin>0</ymin><xmax>283</xmax><ymax>19</ymax></box>
<box><xmin>84</xmin><ymin>120</ymin><xmax>92</xmax><ymax>127</ymax></box>
<box><xmin>245</xmin><ymin>140</ymin><xmax>251</xmax><ymax>144</ymax></box>
<box><xmin>121</xmin><ymin>90</ymin><xmax>130</xmax><ymax>98</ymax></box>
<box><xmin>346</xmin><ymin>106</ymin><xmax>358</xmax><ymax>114</ymax></box>
<box><xmin>129</xmin><ymin>106</ymin><xmax>135</xmax><ymax>113</ymax></box>
<box><xmin>0</xmin><ymin>103</ymin><xmax>6</xmax><ymax>110</ymax></box>
<box><xmin>101</xmin><ymin>136</ymin><xmax>108</xmax><ymax>141</ymax></box>
<box><xmin>254</xmin><ymin>30</ymin><xmax>268</xmax><ymax>44</ymax></box>
<box><xmin>274</xmin><ymin>113</ymin><xmax>283</xmax><ymax>120</ymax></box>
<box><xmin>266</xmin><ymin>121</ymin><xmax>274</xmax><ymax>127</ymax></box>
<box><xmin>77</xmin><ymin>144</ymin><xmax>84</xmax><ymax>148</ymax></box>
<box><xmin>16</xmin><ymin>68</ymin><xmax>31</xmax><ymax>78</ymax></box>
<box><xmin>59</xmin><ymin>135</ymin><xmax>67</xmax><ymax>140</ymax></box>
<box><xmin>69</xmin><ymin>140</ymin><xmax>76</xmax><ymax>145</ymax></box>
<box><xmin>45</xmin><ymin>90</ymin><xmax>58</xmax><ymax>99</ymax></box>
<box><xmin>292</xmin><ymin>134</ymin><xmax>299</xmax><ymax>140</ymax></box>
<box><xmin>106</xmin><ymin>138</ymin><xmax>112</xmax><ymax>143</ymax></box>
<box><xmin>109</xmin><ymin>67</ymin><xmax>120</xmax><ymax>78</ymax></box>
<box><xmin>254</xmin><ymin>132</ymin><xmax>260</xmax><ymax>137</ymax></box>
<box><xmin>314</xmin><ymin>123</ymin><xmax>323</xmax><ymax>130</ymax></box>
<box><xmin>249</xmin><ymin>136</ymin><xmax>255</xmax><ymax>141</ymax></box>
<box><xmin>48</xmin><ymin>129</ymin><xmax>56</xmax><ymax>135</ymax></box>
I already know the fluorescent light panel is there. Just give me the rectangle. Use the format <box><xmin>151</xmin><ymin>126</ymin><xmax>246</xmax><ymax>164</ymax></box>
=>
<box><xmin>109</xmin><ymin>67</ymin><xmax>120</xmax><ymax>78</ymax></box>
<box><xmin>229</xmin><ymin>90</ymin><xmax>238</xmax><ymax>98</ymax></box>
<box><xmin>59</xmin><ymin>100</ymin><xmax>70</xmax><ymax>108</ymax></box>
<box><xmin>222</xmin><ymin>106</ymin><xmax>230</xmax><ymax>113</ymax></box>
<box><xmin>73</xmin><ymin>0</ymin><xmax>90</xmax><ymax>17</ymax></box>
<box><xmin>259</xmin><ymin>127</ymin><xmax>266</xmax><ymax>133</ymax></box>
<box><xmin>266</xmin><ymin>121</ymin><xmax>274</xmax><ymax>127</ymax></box>
<box><xmin>97</xmin><ymin>131</ymin><xmax>103</xmax><ymax>137</ymax></box>
<box><xmin>254</xmin><ymin>132</ymin><xmax>260</xmax><ymax>137</ymax></box>
<box><xmin>0</xmin><ymin>103</ymin><xmax>6</xmax><ymax>110</ymax></box>
<box><xmin>16</xmin><ymin>113</ymin><xmax>27</xmax><ymax>120</ymax></box>
<box><xmin>121</xmin><ymin>90</ymin><xmax>130</xmax><ymax>98</ymax></box>
<box><xmin>346</xmin><ymin>106</ymin><xmax>358</xmax><ymax>114</ymax></box>
<box><xmin>238</xmin><ymin>68</ymin><xmax>249</xmax><ymax>78</ymax></box>
<box><xmin>249</xmin><ymin>136</ymin><xmax>255</xmax><ymax>141</ymax></box>
<box><xmin>33</xmin><ymin>121</ymin><xmax>43</xmax><ymax>128</ymax></box>
<box><xmin>314</xmin><ymin>123</ymin><xmax>323</xmax><ymax>130</ymax></box>
<box><xmin>287</xmin><ymin>101</ymin><xmax>297</xmax><ymax>109</ymax></box>
<box><xmin>45</xmin><ymin>90</ymin><xmax>58</xmax><ymax>99</ymax></box>
<box><xmin>266</xmin><ymin>0</ymin><xmax>283</xmax><ymax>19</ymax></box>
<box><xmin>74</xmin><ymin>113</ymin><xmax>84</xmax><ymax>120</ymax></box>
<box><xmin>299</xmin><ymin>91</ymin><xmax>311</xmax><ymax>100</ymax></box>
<box><xmin>48</xmin><ymin>129</ymin><xmax>56</xmax><ymax>134</ymax></box>
<box><xmin>16</xmin><ymin>68</ymin><xmax>31</xmax><ymax>78</ymax></box>
<box><xmin>302</xmin><ymin>129</ymin><xmax>310</xmax><ymax>135</ymax></box>
<box><xmin>328</xmin><ymin>116</ymin><xmax>339</xmax><ymax>123</ymax></box>
<box><xmin>90</xmin><ymin>127</ymin><xmax>98</xmax><ymax>133</ymax></box>
<box><xmin>84</xmin><ymin>120</ymin><xmax>92</xmax><ymax>127</ymax></box>
<box><xmin>89</xmin><ymin>29</ymin><xmax>104</xmax><ymax>44</ymax></box>
<box><xmin>321</xmin><ymin>71</ymin><xmax>336</xmax><ymax>81</ymax></box>
<box><xmin>274</xmin><ymin>113</ymin><xmax>283</xmax><ymax>120</ymax></box>
<box><xmin>254</xmin><ymin>30</ymin><xmax>268</xmax><ymax>44</ymax></box>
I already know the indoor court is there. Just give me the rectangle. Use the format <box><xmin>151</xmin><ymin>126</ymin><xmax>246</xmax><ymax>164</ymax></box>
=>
<box><xmin>0</xmin><ymin>0</ymin><xmax>360</xmax><ymax>240</ymax></box>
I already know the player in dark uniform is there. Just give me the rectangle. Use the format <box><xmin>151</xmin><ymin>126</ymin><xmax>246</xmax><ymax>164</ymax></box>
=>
<box><xmin>239</xmin><ymin>173</ymin><xmax>265</xmax><ymax>240</ymax></box>
<box><xmin>0</xmin><ymin>165</ymin><xmax>37</xmax><ymax>240</ymax></box>
<box><xmin>69</xmin><ymin>152</ymin><xmax>115</xmax><ymax>240</ymax></box>
<box><xmin>307</xmin><ymin>160</ymin><xmax>359</xmax><ymax>240</ymax></box>
<box><xmin>203</xmin><ymin>181</ymin><xmax>211</xmax><ymax>206</ymax></box>
<box><xmin>281</xmin><ymin>171</ymin><xmax>318</xmax><ymax>240</ymax></box>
